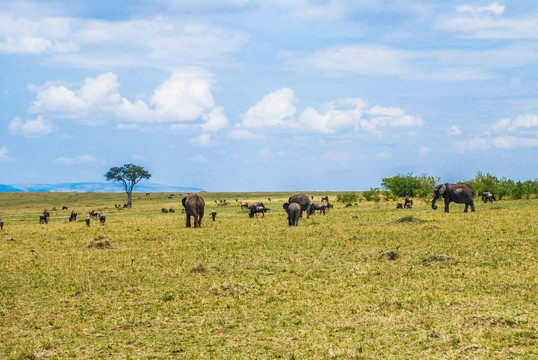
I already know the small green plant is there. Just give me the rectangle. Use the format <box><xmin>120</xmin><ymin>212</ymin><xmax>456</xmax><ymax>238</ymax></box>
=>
<box><xmin>87</xmin><ymin>235</ymin><xmax>113</xmax><ymax>249</ymax></box>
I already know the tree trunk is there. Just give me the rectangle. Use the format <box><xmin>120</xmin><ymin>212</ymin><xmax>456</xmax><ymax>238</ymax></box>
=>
<box><xmin>127</xmin><ymin>191</ymin><xmax>132</xmax><ymax>208</ymax></box>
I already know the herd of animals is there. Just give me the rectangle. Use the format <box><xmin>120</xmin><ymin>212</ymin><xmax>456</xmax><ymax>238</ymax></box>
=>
<box><xmin>0</xmin><ymin>183</ymin><xmax>499</xmax><ymax>230</ymax></box>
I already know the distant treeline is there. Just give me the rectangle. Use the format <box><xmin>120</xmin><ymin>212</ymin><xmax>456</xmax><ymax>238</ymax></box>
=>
<box><xmin>336</xmin><ymin>172</ymin><xmax>538</xmax><ymax>203</ymax></box>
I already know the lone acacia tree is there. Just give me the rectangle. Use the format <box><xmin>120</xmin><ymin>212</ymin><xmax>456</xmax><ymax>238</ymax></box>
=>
<box><xmin>105</xmin><ymin>163</ymin><xmax>151</xmax><ymax>208</ymax></box>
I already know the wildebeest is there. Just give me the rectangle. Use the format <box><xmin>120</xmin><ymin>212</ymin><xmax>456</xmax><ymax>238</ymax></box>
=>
<box><xmin>321</xmin><ymin>196</ymin><xmax>329</xmax><ymax>203</ymax></box>
<box><xmin>396</xmin><ymin>203</ymin><xmax>403</xmax><ymax>209</ymax></box>
<box><xmin>267</xmin><ymin>198</ymin><xmax>271</xmax><ymax>201</ymax></box>
<box><xmin>161</xmin><ymin>208</ymin><xmax>169</xmax><ymax>213</ymax></box>
<box><xmin>404</xmin><ymin>198</ymin><xmax>413</xmax><ymax>208</ymax></box>
<box><xmin>404</xmin><ymin>203</ymin><xmax>412</xmax><ymax>209</ymax></box>
<box><xmin>309</xmin><ymin>203</ymin><xmax>328</xmax><ymax>215</ymax></box>
<box><xmin>169</xmin><ymin>208</ymin><xmax>175</xmax><ymax>213</ymax></box>
<box><xmin>211</xmin><ymin>210</ymin><xmax>217</xmax><ymax>221</ymax></box>
<box><xmin>89</xmin><ymin>210</ymin><xmax>99</xmax><ymax>219</ymax></box>
<box><xmin>69</xmin><ymin>211</ymin><xmax>77</xmax><ymax>222</ymax></box>
<box><xmin>241</xmin><ymin>202</ymin><xmax>249</xmax><ymax>209</ymax></box>
<box><xmin>0</xmin><ymin>219</ymin><xmax>3</xmax><ymax>230</ymax></box>
<box><xmin>85</xmin><ymin>217</ymin><xmax>90</xmax><ymax>227</ymax></box>
<box><xmin>39</xmin><ymin>210</ymin><xmax>50</xmax><ymax>224</ymax></box>
<box><xmin>249</xmin><ymin>204</ymin><xmax>267</xmax><ymax>218</ymax></box>
<box><xmin>482</xmin><ymin>191</ymin><xmax>496</xmax><ymax>203</ymax></box>
<box><xmin>99</xmin><ymin>214</ymin><xmax>106</xmax><ymax>224</ymax></box>
<box><xmin>62</xmin><ymin>205</ymin><xmax>68</xmax><ymax>210</ymax></box>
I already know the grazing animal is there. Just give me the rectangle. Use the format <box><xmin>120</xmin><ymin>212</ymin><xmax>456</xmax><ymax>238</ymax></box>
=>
<box><xmin>161</xmin><ymin>208</ymin><xmax>169</xmax><ymax>213</ymax></box>
<box><xmin>69</xmin><ymin>211</ymin><xmax>77</xmax><ymax>222</ymax></box>
<box><xmin>146</xmin><ymin>193</ymin><xmax>150</xmax><ymax>196</ymax></box>
<box><xmin>99</xmin><ymin>214</ymin><xmax>106</xmax><ymax>224</ymax></box>
<box><xmin>249</xmin><ymin>205</ymin><xmax>267</xmax><ymax>218</ymax></box>
<box><xmin>62</xmin><ymin>206</ymin><xmax>68</xmax><ymax>210</ymax></box>
<box><xmin>85</xmin><ymin>217</ymin><xmax>90</xmax><ymax>227</ymax></box>
<box><xmin>168</xmin><ymin>196</ymin><xmax>173</xmax><ymax>199</ymax></box>
<box><xmin>211</xmin><ymin>210</ymin><xmax>216</xmax><ymax>221</ymax></box>
<box><xmin>482</xmin><ymin>191</ymin><xmax>496</xmax><ymax>203</ymax></box>
<box><xmin>169</xmin><ymin>208</ymin><xmax>175</xmax><ymax>213</ymax></box>
<box><xmin>241</xmin><ymin>202</ymin><xmax>249</xmax><ymax>209</ymax></box>
<box><xmin>89</xmin><ymin>210</ymin><xmax>99</xmax><ymax>219</ymax></box>
<box><xmin>396</xmin><ymin>203</ymin><xmax>403</xmax><ymax>209</ymax></box>
<box><xmin>288</xmin><ymin>194</ymin><xmax>312</xmax><ymax>219</ymax></box>
<box><xmin>321</xmin><ymin>196</ymin><xmax>329</xmax><ymax>203</ymax></box>
<box><xmin>123</xmin><ymin>204</ymin><xmax>128</xmax><ymax>208</ymax></box>
<box><xmin>309</xmin><ymin>203</ymin><xmax>327</xmax><ymax>215</ymax></box>
<box><xmin>432</xmin><ymin>183</ymin><xmax>475</xmax><ymax>213</ymax></box>
<box><xmin>268</xmin><ymin>198</ymin><xmax>271</xmax><ymax>201</ymax></box>
<box><xmin>182</xmin><ymin>194</ymin><xmax>205</xmax><ymax>228</ymax></box>
<box><xmin>404</xmin><ymin>203</ymin><xmax>412</xmax><ymax>209</ymax></box>
<box><xmin>404</xmin><ymin>198</ymin><xmax>413</xmax><ymax>208</ymax></box>
<box><xmin>283</xmin><ymin>202</ymin><xmax>301</xmax><ymax>226</ymax></box>
<box><xmin>39</xmin><ymin>214</ymin><xmax>48</xmax><ymax>224</ymax></box>
<box><xmin>0</xmin><ymin>219</ymin><xmax>4</xmax><ymax>230</ymax></box>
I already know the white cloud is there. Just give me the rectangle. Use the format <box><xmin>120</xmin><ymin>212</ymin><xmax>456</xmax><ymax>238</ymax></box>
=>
<box><xmin>494</xmin><ymin>114</ymin><xmax>538</xmax><ymax>132</ymax></box>
<box><xmin>189</xmin><ymin>133</ymin><xmax>211</xmax><ymax>146</ymax></box>
<box><xmin>458</xmin><ymin>135</ymin><xmax>538</xmax><ymax>152</ymax></box>
<box><xmin>9</xmin><ymin>116</ymin><xmax>52</xmax><ymax>137</ymax></box>
<box><xmin>242</xmin><ymin>88</ymin><xmax>297</xmax><ymax>129</ymax></box>
<box><xmin>0</xmin><ymin>8</ymin><xmax>249</xmax><ymax>67</ymax></box>
<box><xmin>228</xmin><ymin>129</ymin><xmax>261</xmax><ymax>141</ymax></box>
<box><xmin>200</xmin><ymin>107</ymin><xmax>229</xmax><ymax>132</ymax></box>
<box><xmin>447</xmin><ymin>125</ymin><xmax>462</xmax><ymax>136</ymax></box>
<box><xmin>0</xmin><ymin>147</ymin><xmax>10</xmax><ymax>161</ymax></box>
<box><xmin>297</xmin><ymin>98</ymin><xmax>367</xmax><ymax>133</ymax></box>
<box><xmin>366</xmin><ymin>106</ymin><xmax>423</xmax><ymax>127</ymax></box>
<box><xmin>456</xmin><ymin>3</ymin><xmax>505</xmax><ymax>16</ymax></box>
<box><xmin>55</xmin><ymin>154</ymin><xmax>96</xmax><ymax>165</ymax></box>
<box><xmin>151</xmin><ymin>68</ymin><xmax>215</xmax><ymax>122</ymax></box>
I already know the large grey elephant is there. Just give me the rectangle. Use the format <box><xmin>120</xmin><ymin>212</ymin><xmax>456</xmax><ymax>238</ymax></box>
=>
<box><xmin>182</xmin><ymin>194</ymin><xmax>205</xmax><ymax>228</ymax></box>
<box><xmin>283</xmin><ymin>202</ymin><xmax>301</xmax><ymax>226</ymax></box>
<box><xmin>288</xmin><ymin>194</ymin><xmax>311</xmax><ymax>219</ymax></box>
<box><xmin>431</xmin><ymin>183</ymin><xmax>475</xmax><ymax>213</ymax></box>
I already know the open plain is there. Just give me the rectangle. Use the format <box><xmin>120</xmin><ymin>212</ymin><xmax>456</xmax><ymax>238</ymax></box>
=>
<box><xmin>0</xmin><ymin>192</ymin><xmax>536</xmax><ymax>359</ymax></box>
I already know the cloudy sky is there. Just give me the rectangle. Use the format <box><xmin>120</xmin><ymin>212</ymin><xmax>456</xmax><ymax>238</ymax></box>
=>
<box><xmin>1</xmin><ymin>1</ymin><xmax>537</xmax><ymax>191</ymax></box>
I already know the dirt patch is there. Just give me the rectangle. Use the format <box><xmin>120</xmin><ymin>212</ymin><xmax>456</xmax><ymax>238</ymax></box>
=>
<box><xmin>87</xmin><ymin>235</ymin><xmax>113</xmax><ymax>249</ymax></box>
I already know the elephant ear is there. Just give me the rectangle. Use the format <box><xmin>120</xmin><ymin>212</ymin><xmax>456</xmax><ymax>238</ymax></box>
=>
<box><xmin>283</xmin><ymin>203</ymin><xmax>289</xmax><ymax>213</ymax></box>
<box><xmin>181</xmin><ymin>197</ymin><xmax>187</xmax><ymax>208</ymax></box>
<box><xmin>439</xmin><ymin>184</ymin><xmax>447</xmax><ymax>196</ymax></box>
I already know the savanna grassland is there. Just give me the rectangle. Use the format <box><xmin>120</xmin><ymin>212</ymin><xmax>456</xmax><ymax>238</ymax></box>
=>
<box><xmin>0</xmin><ymin>192</ymin><xmax>536</xmax><ymax>359</ymax></box>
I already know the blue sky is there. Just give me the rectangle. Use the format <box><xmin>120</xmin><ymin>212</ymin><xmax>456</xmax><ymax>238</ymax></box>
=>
<box><xmin>1</xmin><ymin>0</ymin><xmax>537</xmax><ymax>191</ymax></box>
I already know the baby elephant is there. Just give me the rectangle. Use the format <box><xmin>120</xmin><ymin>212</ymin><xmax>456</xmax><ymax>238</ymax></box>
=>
<box><xmin>283</xmin><ymin>202</ymin><xmax>301</xmax><ymax>226</ymax></box>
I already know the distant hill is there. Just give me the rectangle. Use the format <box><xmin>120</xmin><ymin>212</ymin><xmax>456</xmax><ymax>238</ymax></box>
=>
<box><xmin>0</xmin><ymin>182</ymin><xmax>203</xmax><ymax>193</ymax></box>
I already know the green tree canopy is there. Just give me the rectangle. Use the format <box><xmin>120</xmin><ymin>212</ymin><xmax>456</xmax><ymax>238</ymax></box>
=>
<box><xmin>105</xmin><ymin>163</ymin><xmax>151</xmax><ymax>208</ymax></box>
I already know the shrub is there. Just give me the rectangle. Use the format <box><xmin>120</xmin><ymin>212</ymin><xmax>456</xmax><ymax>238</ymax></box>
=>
<box><xmin>337</xmin><ymin>192</ymin><xmax>359</xmax><ymax>205</ymax></box>
<box><xmin>381</xmin><ymin>173</ymin><xmax>439</xmax><ymax>198</ymax></box>
<box><xmin>362</xmin><ymin>187</ymin><xmax>381</xmax><ymax>202</ymax></box>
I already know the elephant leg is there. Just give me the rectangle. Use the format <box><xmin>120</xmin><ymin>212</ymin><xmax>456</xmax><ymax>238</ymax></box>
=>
<box><xmin>470</xmin><ymin>201</ymin><xmax>475</xmax><ymax>212</ymax></box>
<box><xmin>444</xmin><ymin>199</ymin><xmax>450</xmax><ymax>213</ymax></box>
<box><xmin>194</xmin><ymin>215</ymin><xmax>199</xmax><ymax>228</ymax></box>
<box><xmin>186</xmin><ymin>215</ymin><xmax>191</xmax><ymax>227</ymax></box>
<box><xmin>464</xmin><ymin>204</ymin><xmax>468</xmax><ymax>212</ymax></box>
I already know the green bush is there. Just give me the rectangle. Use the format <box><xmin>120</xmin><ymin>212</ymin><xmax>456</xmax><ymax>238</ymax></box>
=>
<box><xmin>381</xmin><ymin>173</ymin><xmax>439</xmax><ymax>198</ymax></box>
<box><xmin>362</xmin><ymin>187</ymin><xmax>381</xmax><ymax>202</ymax></box>
<box><xmin>336</xmin><ymin>192</ymin><xmax>359</xmax><ymax>205</ymax></box>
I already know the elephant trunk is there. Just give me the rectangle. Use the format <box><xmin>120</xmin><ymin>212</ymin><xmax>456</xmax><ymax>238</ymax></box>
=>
<box><xmin>431</xmin><ymin>196</ymin><xmax>438</xmax><ymax>210</ymax></box>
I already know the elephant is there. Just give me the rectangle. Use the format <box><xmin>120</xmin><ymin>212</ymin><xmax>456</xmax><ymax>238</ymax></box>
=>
<box><xmin>182</xmin><ymin>194</ymin><xmax>205</xmax><ymax>228</ymax></box>
<box><xmin>99</xmin><ymin>214</ymin><xmax>106</xmax><ymax>224</ymax></box>
<box><xmin>404</xmin><ymin>198</ymin><xmax>413</xmax><ymax>208</ymax></box>
<box><xmin>309</xmin><ymin>203</ymin><xmax>327</xmax><ymax>215</ymax></box>
<box><xmin>482</xmin><ymin>191</ymin><xmax>496</xmax><ymax>203</ymax></box>
<box><xmin>288</xmin><ymin>194</ymin><xmax>312</xmax><ymax>219</ymax></box>
<box><xmin>283</xmin><ymin>202</ymin><xmax>301</xmax><ymax>226</ymax></box>
<box><xmin>431</xmin><ymin>183</ymin><xmax>475</xmax><ymax>213</ymax></box>
<box><xmin>211</xmin><ymin>210</ymin><xmax>216</xmax><ymax>221</ymax></box>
